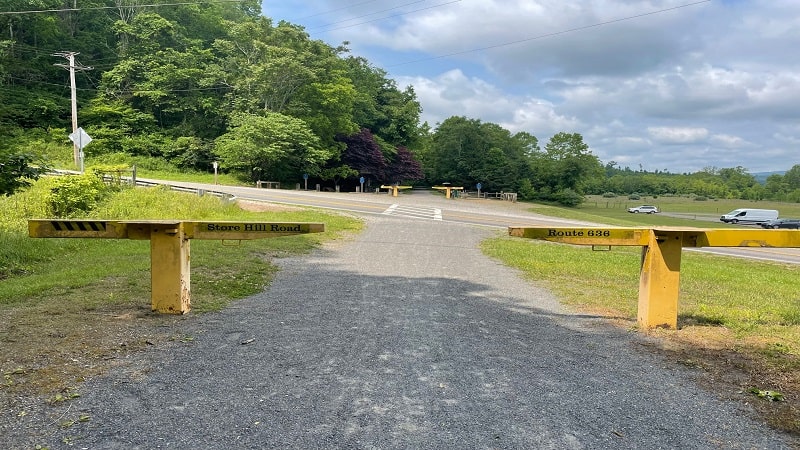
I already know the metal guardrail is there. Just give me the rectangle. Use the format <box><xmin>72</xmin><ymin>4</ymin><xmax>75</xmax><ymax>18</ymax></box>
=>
<box><xmin>132</xmin><ymin>179</ymin><xmax>236</xmax><ymax>202</ymax></box>
<box><xmin>48</xmin><ymin>170</ymin><xmax>237</xmax><ymax>202</ymax></box>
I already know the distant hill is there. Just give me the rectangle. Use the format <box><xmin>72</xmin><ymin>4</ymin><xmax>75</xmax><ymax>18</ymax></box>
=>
<box><xmin>752</xmin><ymin>171</ymin><xmax>785</xmax><ymax>184</ymax></box>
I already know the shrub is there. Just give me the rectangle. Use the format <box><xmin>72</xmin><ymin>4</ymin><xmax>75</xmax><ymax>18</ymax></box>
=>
<box><xmin>47</xmin><ymin>171</ymin><xmax>119</xmax><ymax>217</ymax></box>
<box><xmin>628</xmin><ymin>194</ymin><xmax>641</xmax><ymax>200</ymax></box>
<box><xmin>555</xmin><ymin>188</ymin><xmax>584</xmax><ymax>207</ymax></box>
<box><xmin>602</xmin><ymin>192</ymin><xmax>616</xmax><ymax>198</ymax></box>
<box><xmin>518</xmin><ymin>179</ymin><xmax>536</xmax><ymax>201</ymax></box>
<box><xmin>694</xmin><ymin>196</ymin><xmax>708</xmax><ymax>201</ymax></box>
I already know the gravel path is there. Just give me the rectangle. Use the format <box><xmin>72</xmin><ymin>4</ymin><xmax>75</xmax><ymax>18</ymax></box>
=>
<box><xmin>24</xmin><ymin>215</ymin><xmax>795</xmax><ymax>448</ymax></box>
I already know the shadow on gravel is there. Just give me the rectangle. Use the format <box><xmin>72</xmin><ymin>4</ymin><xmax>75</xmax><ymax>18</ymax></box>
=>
<box><xmin>18</xmin><ymin>268</ymin><xmax>794</xmax><ymax>449</ymax></box>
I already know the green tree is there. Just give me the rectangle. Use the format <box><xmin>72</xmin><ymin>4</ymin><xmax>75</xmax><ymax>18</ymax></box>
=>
<box><xmin>426</xmin><ymin>116</ymin><xmax>537</xmax><ymax>192</ymax></box>
<box><xmin>542</xmin><ymin>132</ymin><xmax>602</xmax><ymax>194</ymax></box>
<box><xmin>0</xmin><ymin>148</ymin><xmax>46</xmax><ymax>196</ymax></box>
<box><xmin>344</xmin><ymin>56</ymin><xmax>423</xmax><ymax>148</ymax></box>
<box><xmin>718</xmin><ymin>166</ymin><xmax>757</xmax><ymax>197</ymax></box>
<box><xmin>783</xmin><ymin>164</ymin><xmax>800</xmax><ymax>190</ymax></box>
<box><xmin>214</xmin><ymin>112</ymin><xmax>331</xmax><ymax>182</ymax></box>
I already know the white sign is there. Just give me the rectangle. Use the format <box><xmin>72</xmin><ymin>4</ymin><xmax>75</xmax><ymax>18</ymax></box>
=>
<box><xmin>68</xmin><ymin>127</ymin><xmax>92</xmax><ymax>150</ymax></box>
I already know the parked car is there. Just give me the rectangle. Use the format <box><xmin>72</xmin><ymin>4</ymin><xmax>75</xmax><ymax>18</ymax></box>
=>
<box><xmin>627</xmin><ymin>205</ymin><xmax>659</xmax><ymax>214</ymax></box>
<box><xmin>760</xmin><ymin>218</ymin><xmax>800</xmax><ymax>229</ymax></box>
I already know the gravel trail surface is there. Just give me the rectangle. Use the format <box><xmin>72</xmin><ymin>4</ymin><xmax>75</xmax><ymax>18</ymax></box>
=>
<box><xmin>31</xmin><ymin>215</ymin><xmax>794</xmax><ymax>448</ymax></box>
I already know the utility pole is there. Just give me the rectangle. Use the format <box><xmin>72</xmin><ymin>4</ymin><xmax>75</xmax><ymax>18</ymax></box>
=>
<box><xmin>53</xmin><ymin>51</ymin><xmax>92</xmax><ymax>167</ymax></box>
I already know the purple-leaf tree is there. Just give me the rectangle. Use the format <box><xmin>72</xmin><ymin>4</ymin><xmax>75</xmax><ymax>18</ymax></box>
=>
<box><xmin>386</xmin><ymin>146</ymin><xmax>423</xmax><ymax>184</ymax></box>
<box><xmin>337</xmin><ymin>128</ymin><xmax>387</xmax><ymax>181</ymax></box>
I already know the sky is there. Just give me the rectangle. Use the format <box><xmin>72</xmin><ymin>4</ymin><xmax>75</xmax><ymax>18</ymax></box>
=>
<box><xmin>260</xmin><ymin>0</ymin><xmax>800</xmax><ymax>174</ymax></box>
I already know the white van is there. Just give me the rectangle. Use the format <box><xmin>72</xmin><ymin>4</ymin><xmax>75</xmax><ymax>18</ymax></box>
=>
<box><xmin>719</xmin><ymin>208</ymin><xmax>779</xmax><ymax>224</ymax></box>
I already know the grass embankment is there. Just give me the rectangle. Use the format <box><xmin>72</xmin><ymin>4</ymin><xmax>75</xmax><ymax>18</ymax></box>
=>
<box><xmin>482</xmin><ymin>196</ymin><xmax>800</xmax><ymax>435</ymax></box>
<box><xmin>51</xmin><ymin>152</ymin><xmax>251</xmax><ymax>187</ymax></box>
<box><xmin>0</xmin><ymin>179</ymin><xmax>362</xmax><ymax>408</ymax></box>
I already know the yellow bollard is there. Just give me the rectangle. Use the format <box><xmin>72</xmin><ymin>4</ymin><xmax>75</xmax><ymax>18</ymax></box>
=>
<box><xmin>432</xmin><ymin>186</ymin><xmax>464</xmax><ymax>198</ymax></box>
<box><xmin>380</xmin><ymin>185</ymin><xmax>412</xmax><ymax>197</ymax></box>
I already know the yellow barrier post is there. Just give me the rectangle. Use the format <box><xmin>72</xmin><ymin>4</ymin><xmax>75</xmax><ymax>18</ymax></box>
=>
<box><xmin>149</xmin><ymin>222</ymin><xmax>190</xmax><ymax>314</ymax></box>
<box><xmin>432</xmin><ymin>185</ymin><xmax>464</xmax><ymax>198</ymax></box>
<box><xmin>29</xmin><ymin>219</ymin><xmax>325</xmax><ymax>314</ymax></box>
<box><xmin>638</xmin><ymin>230</ymin><xmax>682</xmax><ymax>328</ymax></box>
<box><xmin>508</xmin><ymin>226</ymin><xmax>800</xmax><ymax>329</ymax></box>
<box><xmin>380</xmin><ymin>184</ymin><xmax>412</xmax><ymax>197</ymax></box>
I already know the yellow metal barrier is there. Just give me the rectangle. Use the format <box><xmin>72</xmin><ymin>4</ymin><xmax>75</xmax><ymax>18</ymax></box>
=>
<box><xmin>380</xmin><ymin>184</ymin><xmax>412</xmax><ymax>197</ymax></box>
<box><xmin>432</xmin><ymin>185</ymin><xmax>464</xmax><ymax>199</ymax></box>
<box><xmin>508</xmin><ymin>226</ymin><xmax>800</xmax><ymax>329</ymax></box>
<box><xmin>29</xmin><ymin>219</ymin><xmax>325</xmax><ymax>314</ymax></box>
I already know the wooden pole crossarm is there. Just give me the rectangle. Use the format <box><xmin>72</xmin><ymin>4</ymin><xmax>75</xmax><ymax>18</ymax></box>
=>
<box><xmin>29</xmin><ymin>219</ymin><xmax>325</xmax><ymax>314</ymax></box>
<box><xmin>508</xmin><ymin>226</ymin><xmax>800</xmax><ymax>329</ymax></box>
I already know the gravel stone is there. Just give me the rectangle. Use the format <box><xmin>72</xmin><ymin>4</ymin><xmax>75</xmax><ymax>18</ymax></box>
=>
<box><xmin>22</xmin><ymin>214</ymin><xmax>797</xmax><ymax>449</ymax></box>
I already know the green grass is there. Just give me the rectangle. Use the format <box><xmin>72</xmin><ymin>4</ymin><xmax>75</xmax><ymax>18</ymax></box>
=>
<box><xmin>482</xmin><ymin>236</ymin><xmax>800</xmax><ymax>349</ymax></box>
<box><xmin>0</xmin><ymin>181</ymin><xmax>362</xmax><ymax>311</ymax></box>
<box><xmin>485</xmin><ymin>194</ymin><xmax>800</xmax><ymax>355</ymax></box>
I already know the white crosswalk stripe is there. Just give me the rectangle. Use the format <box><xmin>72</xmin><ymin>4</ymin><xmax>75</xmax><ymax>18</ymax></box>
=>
<box><xmin>382</xmin><ymin>204</ymin><xmax>442</xmax><ymax>221</ymax></box>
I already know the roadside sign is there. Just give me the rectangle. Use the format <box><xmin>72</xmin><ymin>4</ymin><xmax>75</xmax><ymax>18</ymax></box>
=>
<box><xmin>68</xmin><ymin>127</ymin><xmax>92</xmax><ymax>150</ymax></box>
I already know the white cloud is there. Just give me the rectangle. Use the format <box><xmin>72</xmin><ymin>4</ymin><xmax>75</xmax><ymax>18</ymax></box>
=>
<box><xmin>647</xmin><ymin>127</ymin><xmax>709</xmax><ymax>144</ymax></box>
<box><xmin>267</xmin><ymin>0</ymin><xmax>800</xmax><ymax>172</ymax></box>
<box><xmin>774</xmin><ymin>133</ymin><xmax>800</xmax><ymax>145</ymax></box>
<box><xmin>397</xmin><ymin>70</ymin><xmax>578</xmax><ymax>136</ymax></box>
<box><xmin>710</xmin><ymin>134</ymin><xmax>751</xmax><ymax>148</ymax></box>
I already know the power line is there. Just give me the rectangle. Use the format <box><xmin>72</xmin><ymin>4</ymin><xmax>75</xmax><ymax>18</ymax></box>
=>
<box><xmin>0</xmin><ymin>0</ymin><xmax>245</xmax><ymax>15</ymax></box>
<box><xmin>317</xmin><ymin>0</ymin><xmax>462</xmax><ymax>33</ymax></box>
<box><xmin>306</xmin><ymin>0</ymin><xmax>430</xmax><ymax>31</ymax></box>
<box><xmin>293</xmin><ymin>0</ymin><xmax>385</xmax><ymax>20</ymax></box>
<box><xmin>387</xmin><ymin>0</ymin><xmax>712</xmax><ymax>67</ymax></box>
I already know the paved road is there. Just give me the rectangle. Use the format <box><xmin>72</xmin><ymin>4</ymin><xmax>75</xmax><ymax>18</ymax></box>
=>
<box><xmin>162</xmin><ymin>180</ymin><xmax>595</xmax><ymax>229</ymax></box>
<box><xmin>29</xmin><ymin>210</ymin><xmax>794</xmax><ymax>448</ymax></box>
<box><xmin>158</xmin><ymin>180</ymin><xmax>800</xmax><ymax>265</ymax></box>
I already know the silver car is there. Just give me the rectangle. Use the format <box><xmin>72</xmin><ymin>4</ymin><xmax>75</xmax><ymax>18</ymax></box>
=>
<box><xmin>627</xmin><ymin>205</ymin><xmax>659</xmax><ymax>214</ymax></box>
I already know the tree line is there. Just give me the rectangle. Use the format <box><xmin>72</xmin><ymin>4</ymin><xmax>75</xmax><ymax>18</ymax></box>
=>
<box><xmin>1</xmin><ymin>1</ymin><xmax>798</xmax><ymax>205</ymax></box>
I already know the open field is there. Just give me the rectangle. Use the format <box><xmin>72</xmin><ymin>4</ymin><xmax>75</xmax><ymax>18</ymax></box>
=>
<box><xmin>583</xmin><ymin>194</ymin><xmax>800</xmax><ymax>219</ymax></box>
<box><xmin>522</xmin><ymin>194</ymin><xmax>800</xmax><ymax>228</ymax></box>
